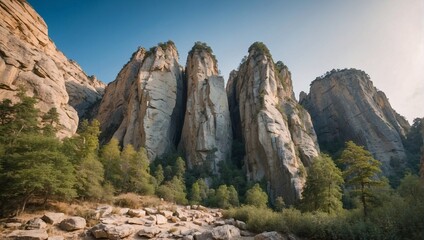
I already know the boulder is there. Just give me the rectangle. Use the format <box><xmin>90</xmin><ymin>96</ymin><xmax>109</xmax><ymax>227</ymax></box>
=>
<box><xmin>211</xmin><ymin>225</ymin><xmax>241</xmax><ymax>240</ymax></box>
<box><xmin>160</xmin><ymin>210</ymin><xmax>174</xmax><ymax>218</ymax></box>
<box><xmin>59</xmin><ymin>217</ymin><xmax>86</xmax><ymax>231</ymax></box>
<box><xmin>254</xmin><ymin>231</ymin><xmax>286</xmax><ymax>240</ymax></box>
<box><xmin>138</xmin><ymin>227</ymin><xmax>161</xmax><ymax>238</ymax></box>
<box><xmin>226</xmin><ymin>43</ymin><xmax>320</xmax><ymax>205</ymax></box>
<box><xmin>127</xmin><ymin>209</ymin><xmax>146</xmax><ymax>217</ymax></box>
<box><xmin>26</xmin><ymin>218</ymin><xmax>47</xmax><ymax>230</ymax></box>
<box><xmin>156</xmin><ymin>214</ymin><xmax>167</xmax><ymax>225</ymax></box>
<box><xmin>95</xmin><ymin>205</ymin><xmax>113</xmax><ymax>218</ymax></box>
<box><xmin>91</xmin><ymin>224</ymin><xmax>134</xmax><ymax>240</ymax></box>
<box><xmin>47</xmin><ymin>237</ymin><xmax>64</xmax><ymax>240</ymax></box>
<box><xmin>41</xmin><ymin>212</ymin><xmax>65</xmax><ymax>225</ymax></box>
<box><xmin>7</xmin><ymin>229</ymin><xmax>48</xmax><ymax>240</ymax></box>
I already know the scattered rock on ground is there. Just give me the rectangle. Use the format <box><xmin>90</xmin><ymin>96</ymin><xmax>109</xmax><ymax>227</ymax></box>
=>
<box><xmin>127</xmin><ymin>209</ymin><xmax>146</xmax><ymax>217</ymax></box>
<box><xmin>254</xmin><ymin>231</ymin><xmax>286</xmax><ymax>240</ymax></box>
<box><xmin>138</xmin><ymin>227</ymin><xmax>161</xmax><ymax>238</ymax></box>
<box><xmin>7</xmin><ymin>229</ymin><xmax>48</xmax><ymax>240</ymax></box>
<box><xmin>41</xmin><ymin>212</ymin><xmax>65</xmax><ymax>225</ymax></box>
<box><xmin>95</xmin><ymin>205</ymin><xmax>113</xmax><ymax>218</ymax></box>
<box><xmin>59</xmin><ymin>217</ymin><xmax>86</xmax><ymax>231</ymax></box>
<box><xmin>156</xmin><ymin>214</ymin><xmax>167</xmax><ymax>225</ymax></box>
<box><xmin>91</xmin><ymin>223</ymin><xmax>134</xmax><ymax>240</ymax></box>
<box><xmin>26</xmin><ymin>218</ymin><xmax>47</xmax><ymax>230</ymax></box>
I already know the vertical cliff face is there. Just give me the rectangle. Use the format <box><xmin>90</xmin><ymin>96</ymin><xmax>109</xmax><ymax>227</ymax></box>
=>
<box><xmin>0</xmin><ymin>0</ymin><xmax>105</xmax><ymax>137</ymax></box>
<box><xmin>179</xmin><ymin>43</ymin><xmax>232</xmax><ymax>173</ymax></box>
<box><xmin>226</xmin><ymin>43</ymin><xmax>320</xmax><ymax>204</ymax></box>
<box><xmin>300</xmin><ymin>69</ymin><xmax>409</xmax><ymax>175</ymax></box>
<box><xmin>96</xmin><ymin>42</ymin><xmax>185</xmax><ymax>161</ymax></box>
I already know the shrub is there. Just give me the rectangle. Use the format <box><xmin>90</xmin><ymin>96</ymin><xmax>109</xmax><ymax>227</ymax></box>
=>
<box><xmin>245</xmin><ymin>183</ymin><xmax>268</xmax><ymax>208</ymax></box>
<box><xmin>114</xmin><ymin>193</ymin><xmax>141</xmax><ymax>209</ymax></box>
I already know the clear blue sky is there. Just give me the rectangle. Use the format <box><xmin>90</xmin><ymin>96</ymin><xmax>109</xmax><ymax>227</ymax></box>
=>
<box><xmin>28</xmin><ymin>0</ymin><xmax>424</xmax><ymax>122</ymax></box>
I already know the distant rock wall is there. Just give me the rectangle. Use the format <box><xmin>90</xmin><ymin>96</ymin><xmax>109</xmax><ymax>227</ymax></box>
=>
<box><xmin>227</xmin><ymin>43</ymin><xmax>319</xmax><ymax>204</ymax></box>
<box><xmin>96</xmin><ymin>42</ymin><xmax>185</xmax><ymax>161</ymax></box>
<box><xmin>179</xmin><ymin>43</ymin><xmax>232</xmax><ymax>173</ymax></box>
<box><xmin>300</xmin><ymin>69</ymin><xmax>409</xmax><ymax>175</ymax></box>
<box><xmin>0</xmin><ymin>0</ymin><xmax>105</xmax><ymax>137</ymax></box>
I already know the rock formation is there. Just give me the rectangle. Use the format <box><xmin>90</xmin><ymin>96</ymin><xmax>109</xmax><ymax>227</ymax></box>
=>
<box><xmin>0</xmin><ymin>0</ymin><xmax>105</xmax><ymax>137</ymax></box>
<box><xmin>96</xmin><ymin>41</ymin><xmax>185</xmax><ymax>161</ymax></box>
<box><xmin>179</xmin><ymin>43</ymin><xmax>232</xmax><ymax>172</ymax></box>
<box><xmin>300</xmin><ymin>69</ymin><xmax>409</xmax><ymax>175</ymax></box>
<box><xmin>226</xmin><ymin>42</ymin><xmax>320</xmax><ymax>204</ymax></box>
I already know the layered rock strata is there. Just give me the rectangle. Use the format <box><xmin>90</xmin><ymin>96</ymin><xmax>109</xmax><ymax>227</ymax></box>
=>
<box><xmin>96</xmin><ymin>42</ymin><xmax>185</xmax><ymax>161</ymax></box>
<box><xmin>300</xmin><ymin>69</ymin><xmax>409</xmax><ymax>175</ymax></box>
<box><xmin>179</xmin><ymin>43</ymin><xmax>232</xmax><ymax>172</ymax></box>
<box><xmin>0</xmin><ymin>0</ymin><xmax>105</xmax><ymax>137</ymax></box>
<box><xmin>226</xmin><ymin>43</ymin><xmax>320</xmax><ymax>204</ymax></box>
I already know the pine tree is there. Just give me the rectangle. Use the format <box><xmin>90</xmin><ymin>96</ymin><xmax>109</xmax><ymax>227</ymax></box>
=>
<box><xmin>339</xmin><ymin>141</ymin><xmax>385</xmax><ymax>217</ymax></box>
<box><xmin>100</xmin><ymin>138</ymin><xmax>122</xmax><ymax>189</ymax></box>
<box><xmin>190</xmin><ymin>181</ymin><xmax>202</xmax><ymax>204</ymax></box>
<box><xmin>216</xmin><ymin>185</ymin><xmax>230</xmax><ymax>209</ymax></box>
<box><xmin>301</xmin><ymin>154</ymin><xmax>344</xmax><ymax>213</ymax></box>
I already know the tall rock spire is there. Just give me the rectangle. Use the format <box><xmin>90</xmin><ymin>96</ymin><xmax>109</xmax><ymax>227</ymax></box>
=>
<box><xmin>179</xmin><ymin>42</ymin><xmax>232</xmax><ymax>173</ymax></box>
<box><xmin>96</xmin><ymin>41</ymin><xmax>185</xmax><ymax>161</ymax></box>
<box><xmin>226</xmin><ymin>42</ymin><xmax>320</xmax><ymax>204</ymax></box>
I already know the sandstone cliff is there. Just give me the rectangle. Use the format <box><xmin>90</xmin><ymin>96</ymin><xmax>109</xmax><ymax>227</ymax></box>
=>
<box><xmin>0</xmin><ymin>0</ymin><xmax>105</xmax><ymax>137</ymax></box>
<box><xmin>300</xmin><ymin>69</ymin><xmax>409</xmax><ymax>175</ymax></box>
<box><xmin>226</xmin><ymin>42</ymin><xmax>320</xmax><ymax>204</ymax></box>
<box><xmin>96</xmin><ymin>42</ymin><xmax>185</xmax><ymax>161</ymax></box>
<box><xmin>179</xmin><ymin>42</ymin><xmax>232</xmax><ymax>173</ymax></box>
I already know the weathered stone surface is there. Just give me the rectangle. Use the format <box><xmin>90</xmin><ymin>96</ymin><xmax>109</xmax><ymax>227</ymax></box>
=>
<box><xmin>195</xmin><ymin>225</ymin><xmax>240</xmax><ymax>240</ymax></box>
<box><xmin>179</xmin><ymin>43</ymin><xmax>232</xmax><ymax>172</ymax></box>
<box><xmin>97</xmin><ymin>42</ymin><xmax>184</xmax><ymax>160</ymax></box>
<box><xmin>41</xmin><ymin>212</ymin><xmax>64</xmax><ymax>225</ymax></box>
<box><xmin>254</xmin><ymin>231</ymin><xmax>286</xmax><ymax>240</ymax></box>
<box><xmin>138</xmin><ymin>227</ymin><xmax>161</xmax><ymax>238</ymax></box>
<box><xmin>156</xmin><ymin>214</ymin><xmax>167</xmax><ymax>225</ymax></box>
<box><xmin>226</xmin><ymin>43</ymin><xmax>320</xmax><ymax>204</ymax></box>
<box><xmin>95</xmin><ymin>205</ymin><xmax>113</xmax><ymax>218</ymax></box>
<box><xmin>7</xmin><ymin>229</ymin><xmax>48</xmax><ymax>240</ymax></box>
<box><xmin>59</xmin><ymin>217</ymin><xmax>86</xmax><ymax>231</ymax></box>
<box><xmin>301</xmin><ymin>69</ymin><xmax>409</xmax><ymax>175</ymax></box>
<box><xmin>91</xmin><ymin>223</ymin><xmax>134</xmax><ymax>240</ymax></box>
<box><xmin>127</xmin><ymin>209</ymin><xmax>146</xmax><ymax>218</ymax></box>
<box><xmin>25</xmin><ymin>218</ymin><xmax>47</xmax><ymax>230</ymax></box>
<box><xmin>0</xmin><ymin>0</ymin><xmax>105</xmax><ymax>138</ymax></box>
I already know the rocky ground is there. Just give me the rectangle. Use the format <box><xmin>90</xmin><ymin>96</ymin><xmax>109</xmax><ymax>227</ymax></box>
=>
<box><xmin>0</xmin><ymin>199</ymin><xmax>292</xmax><ymax>240</ymax></box>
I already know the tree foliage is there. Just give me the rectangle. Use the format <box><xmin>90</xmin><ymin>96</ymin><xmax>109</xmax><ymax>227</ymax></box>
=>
<box><xmin>339</xmin><ymin>141</ymin><xmax>386</xmax><ymax>217</ymax></box>
<box><xmin>301</xmin><ymin>154</ymin><xmax>344</xmax><ymax>213</ymax></box>
<box><xmin>245</xmin><ymin>183</ymin><xmax>268</xmax><ymax>208</ymax></box>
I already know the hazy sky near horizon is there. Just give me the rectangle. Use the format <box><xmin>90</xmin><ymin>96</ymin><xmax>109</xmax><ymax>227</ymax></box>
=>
<box><xmin>28</xmin><ymin>0</ymin><xmax>424</xmax><ymax>122</ymax></box>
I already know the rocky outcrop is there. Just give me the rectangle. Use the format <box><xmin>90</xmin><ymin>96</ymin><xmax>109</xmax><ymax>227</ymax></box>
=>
<box><xmin>300</xmin><ymin>69</ymin><xmax>409</xmax><ymax>175</ymax></box>
<box><xmin>0</xmin><ymin>0</ymin><xmax>105</xmax><ymax>137</ymax></box>
<box><xmin>96</xmin><ymin>42</ymin><xmax>185</xmax><ymax>160</ymax></box>
<box><xmin>226</xmin><ymin>42</ymin><xmax>320</xmax><ymax>205</ymax></box>
<box><xmin>179</xmin><ymin>43</ymin><xmax>232</xmax><ymax>172</ymax></box>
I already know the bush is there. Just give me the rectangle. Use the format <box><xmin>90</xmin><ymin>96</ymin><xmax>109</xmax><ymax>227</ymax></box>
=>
<box><xmin>114</xmin><ymin>193</ymin><xmax>141</xmax><ymax>209</ymax></box>
<box><xmin>223</xmin><ymin>205</ymin><xmax>284</xmax><ymax>233</ymax></box>
<box><xmin>245</xmin><ymin>183</ymin><xmax>268</xmax><ymax>208</ymax></box>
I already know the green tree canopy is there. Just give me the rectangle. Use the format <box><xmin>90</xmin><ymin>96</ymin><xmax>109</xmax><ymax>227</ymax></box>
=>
<box><xmin>301</xmin><ymin>154</ymin><xmax>344</xmax><ymax>213</ymax></box>
<box><xmin>339</xmin><ymin>141</ymin><xmax>385</xmax><ymax>217</ymax></box>
<box><xmin>245</xmin><ymin>183</ymin><xmax>268</xmax><ymax>208</ymax></box>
